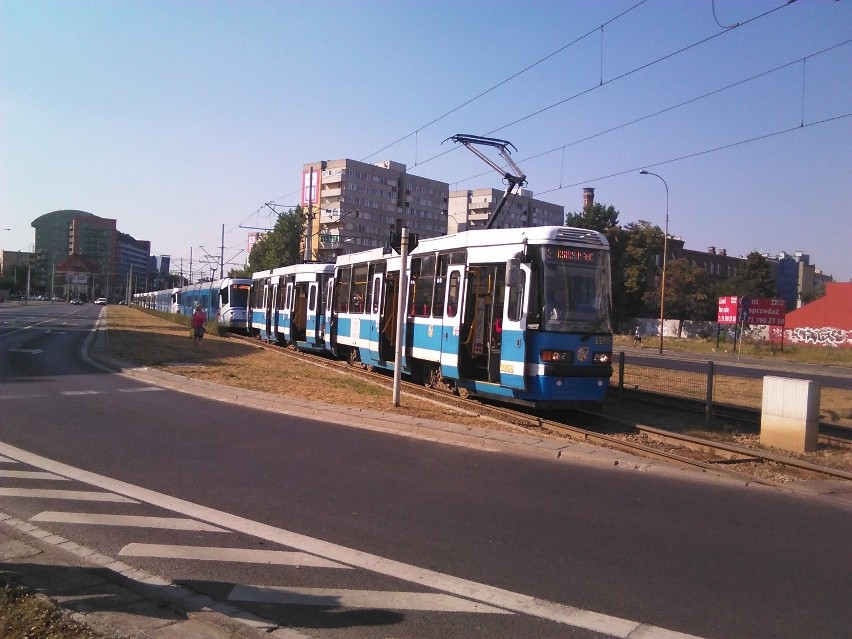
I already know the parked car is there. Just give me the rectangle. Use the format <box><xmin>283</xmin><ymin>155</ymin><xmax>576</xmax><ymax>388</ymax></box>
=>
<box><xmin>70</xmin><ymin>299</ymin><xmax>82</xmax><ymax>305</ymax></box>
<box><xmin>94</xmin><ymin>298</ymin><xmax>107</xmax><ymax>305</ymax></box>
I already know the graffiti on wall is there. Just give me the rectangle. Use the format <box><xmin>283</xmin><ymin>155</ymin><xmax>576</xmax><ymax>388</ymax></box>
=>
<box><xmin>785</xmin><ymin>326</ymin><xmax>852</xmax><ymax>348</ymax></box>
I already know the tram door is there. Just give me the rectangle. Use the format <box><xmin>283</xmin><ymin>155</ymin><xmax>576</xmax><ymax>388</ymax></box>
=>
<box><xmin>279</xmin><ymin>277</ymin><xmax>293</xmax><ymax>343</ymax></box>
<box><xmin>439</xmin><ymin>265</ymin><xmax>465</xmax><ymax>380</ymax></box>
<box><xmin>499</xmin><ymin>260</ymin><xmax>529</xmax><ymax>391</ymax></box>
<box><xmin>459</xmin><ymin>265</ymin><xmax>504</xmax><ymax>383</ymax></box>
<box><xmin>306</xmin><ymin>281</ymin><xmax>321</xmax><ymax>346</ymax></box>
<box><xmin>366</xmin><ymin>266</ymin><xmax>383</xmax><ymax>365</ymax></box>
<box><xmin>263</xmin><ymin>282</ymin><xmax>274</xmax><ymax>340</ymax></box>
<box><xmin>324</xmin><ymin>278</ymin><xmax>337</xmax><ymax>354</ymax></box>
<box><xmin>291</xmin><ymin>282</ymin><xmax>308</xmax><ymax>343</ymax></box>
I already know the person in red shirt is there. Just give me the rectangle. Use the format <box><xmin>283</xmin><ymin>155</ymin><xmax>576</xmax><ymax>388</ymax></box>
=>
<box><xmin>192</xmin><ymin>303</ymin><xmax>206</xmax><ymax>344</ymax></box>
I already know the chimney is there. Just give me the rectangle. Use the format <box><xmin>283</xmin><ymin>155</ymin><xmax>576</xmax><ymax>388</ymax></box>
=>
<box><xmin>708</xmin><ymin>246</ymin><xmax>716</xmax><ymax>254</ymax></box>
<box><xmin>720</xmin><ymin>248</ymin><xmax>727</xmax><ymax>256</ymax></box>
<box><xmin>583</xmin><ymin>187</ymin><xmax>595</xmax><ymax>212</ymax></box>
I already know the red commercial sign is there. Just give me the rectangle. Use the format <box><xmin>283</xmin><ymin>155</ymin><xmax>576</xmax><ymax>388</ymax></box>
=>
<box><xmin>743</xmin><ymin>297</ymin><xmax>786</xmax><ymax>326</ymax></box>
<box><xmin>718</xmin><ymin>296</ymin><xmax>786</xmax><ymax>326</ymax></box>
<box><xmin>717</xmin><ymin>296</ymin><xmax>739</xmax><ymax>324</ymax></box>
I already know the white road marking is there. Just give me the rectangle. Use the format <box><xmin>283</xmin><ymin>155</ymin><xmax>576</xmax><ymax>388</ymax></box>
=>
<box><xmin>117</xmin><ymin>387</ymin><xmax>164</xmax><ymax>393</ymax></box>
<box><xmin>10</xmin><ymin>348</ymin><xmax>43</xmax><ymax>354</ymax></box>
<box><xmin>0</xmin><ymin>488</ymin><xmax>135</xmax><ymax>502</ymax></box>
<box><xmin>0</xmin><ymin>395</ymin><xmax>46</xmax><ymax>401</ymax></box>
<box><xmin>120</xmin><ymin>543</ymin><xmax>350</xmax><ymax>568</ymax></box>
<box><xmin>0</xmin><ymin>456</ymin><xmax>19</xmax><ymax>463</ymax></box>
<box><xmin>30</xmin><ymin>512</ymin><xmax>228</xmax><ymax>532</ymax></box>
<box><xmin>229</xmin><ymin>584</ymin><xmax>513</xmax><ymax>614</ymax></box>
<box><xmin>61</xmin><ymin>390</ymin><xmax>102</xmax><ymax>396</ymax></box>
<box><xmin>0</xmin><ymin>470</ymin><xmax>68</xmax><ymax>480</ymax></box>
<box><xmin>0</xmin><ymin>442</ymin><xmax>707</xmax><ymax>639</ymax></box>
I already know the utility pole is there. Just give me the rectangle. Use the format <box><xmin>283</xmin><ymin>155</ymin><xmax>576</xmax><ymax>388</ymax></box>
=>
<box><xmin>393</xmin><ymin>227</ymin><xmax>409</xmax><ymax>407</ymax></box>
<box><xmin>220</xmin><ymin>224</ymin><xmax>225</xmax><ymax>279</ymax></box>
<box><xmin>304</xmin><ymin>167</ymin><xmax>315</xmax><ymax>262</ymax></box>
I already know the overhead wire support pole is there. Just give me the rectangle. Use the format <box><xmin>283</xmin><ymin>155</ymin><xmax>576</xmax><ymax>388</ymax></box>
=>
<box><xmin>445</xmin><ymin>134</ymin><xmax>527</xmax><ymax>229</ymax></box>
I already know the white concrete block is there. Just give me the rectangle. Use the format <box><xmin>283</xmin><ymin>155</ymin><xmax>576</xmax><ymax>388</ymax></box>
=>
<box><xmin>760</xmin><ymin>376</ymin><xmax>820</xmax><ymax>453</ymax></box>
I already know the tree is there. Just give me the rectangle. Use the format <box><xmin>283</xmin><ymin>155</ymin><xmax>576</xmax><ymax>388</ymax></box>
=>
<box><xmin>610</xmin><ymin>220</ymin><xmax>666</xmax><ymax>326</ymax></box>
<box><xmin>726</xmin><ymin>252</ymin><xmax>775</xmax><ymax>298</ymax></box>
<box><xmin>246</xmin><ymin>206</ymin><xmax>305</xmax><ymax>272</ymax></box>
<box><xmin>565</xmin><ymin>202</ymin><xmax>619</xmax><ymax>231</ymax></box>
<box><xmin>643</xmin><ymin>258</ymin><xmax>715</xmax><ymax>334</ymax></box>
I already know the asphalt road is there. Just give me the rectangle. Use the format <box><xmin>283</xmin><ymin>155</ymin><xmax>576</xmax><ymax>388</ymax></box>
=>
<box><xmin>1</xmin><ymin>302</ymin><xmax>850</xmax><ymax>639</ymax></box>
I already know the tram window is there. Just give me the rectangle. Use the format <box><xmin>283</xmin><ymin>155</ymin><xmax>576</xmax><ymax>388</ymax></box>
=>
<box><xmin>432</xmin><ymin>255</ymin><xmax>450</xmax><ymax>317</ymax></box>
<box><xmin>507</xmin><ymin>269</ymin><xmax>526</xmax><ymax>322</ymax></box>
<box><xmin>308</xmin><ymin>286</ymin><xmax>316</xmax><ymax>311</ymax></box>
<box><xmin>336</xmin><ymin>266</ymin><xmax>351</xmax><ymax>313</ymax></box>
<box><xmin>372</xmin><ymin>277</ymin><xmax>381</xmax><ymax>314</ymax></box>
<box><xmin>221</xmin><ymin>287</ymin><xmax>229</xmax><ymax>305</ymax></box>
<box><xmin>446</xmin><ymin>271</ymin><xmax>460</xmax><ymax>318</ymax></box>
<box><xmin>449</xmin><ymin>251</ymin><xmax>466</xmax><ymax>265</ymax></box>
<box><xmin>410</xmin><ymin>255</ymin><xmax>435</xmax><ymax>317</ymax></box>
<box><xmin>350</xmin><ymin>263</ymin><xmax>368</xmax><ymax>313</ymax></box>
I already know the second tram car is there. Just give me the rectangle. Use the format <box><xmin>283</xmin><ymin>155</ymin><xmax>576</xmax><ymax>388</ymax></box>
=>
<box><xmin>250</xmin><ymin>263</ymin><xmax>335</xmax><ymax>352</ymax></box>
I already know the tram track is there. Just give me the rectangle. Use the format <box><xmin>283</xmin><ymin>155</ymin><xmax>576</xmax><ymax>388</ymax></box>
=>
<box><xmin>229</xmin><ymin>333</ymin><xmax>852</xmax><ymax>485</ymax></box>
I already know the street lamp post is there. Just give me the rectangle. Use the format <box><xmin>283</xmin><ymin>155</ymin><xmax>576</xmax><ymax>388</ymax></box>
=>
<box><xmin>640</xmin><ymin>170</ymin><xmax>669</xmax><ymax>355</ymax></box>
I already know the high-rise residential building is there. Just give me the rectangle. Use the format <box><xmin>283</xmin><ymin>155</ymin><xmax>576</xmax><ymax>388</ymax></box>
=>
<box><xmin>447</xmin><ymin>188</ymin><xmax>565</xmax><ymax>233</ymax></box>
<box><xmin>301</xmin><ymin>159</ymin><xmax>449</xmax><ymax>261</ymax></box>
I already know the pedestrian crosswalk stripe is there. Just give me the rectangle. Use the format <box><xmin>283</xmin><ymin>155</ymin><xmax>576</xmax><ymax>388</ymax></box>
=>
<box><xmin>0</xmin><ymin>456</ymin><xmax>18</xmax><ymax>463</ymax></box>
<box><xmin>119</xmin><ymin>543</ymin><xmax>350</xmax><ymax>568</ymax></box>
<box><xmin>228</xmin><ymin>584</ymin><xmax>513</xmax><ymax>614</ymax></box>
<box><xmin>0</xmin><ymin>489</ymin><xmax>135</xmax><ymax>502</ymax></box>
<box><xmin>30</xmin><ymin>512</ymin><xmax>229</xmax><ymax>532</ymax></box>
<box><xmin>0</xmin><ymin>470</ymin><xmax>68</xmax><ymax>480</ymax></box>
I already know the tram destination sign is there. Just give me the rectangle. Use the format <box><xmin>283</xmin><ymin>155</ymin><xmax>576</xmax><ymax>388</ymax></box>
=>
<box><xmin>717</xmin><ymin>296</ymin><xmax>786</xmax><ymax>326</ymax></box>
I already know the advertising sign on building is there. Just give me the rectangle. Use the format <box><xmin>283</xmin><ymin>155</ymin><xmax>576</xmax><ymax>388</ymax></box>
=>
<box><xmin>717</xmin><ymin>296</ymin><xmax>739</xmax><ymax>324</ymax></box>
<box><xmin>302</xmin><ymin>168</ymin><xmax>320</xmax><ymax>206</ymax></box>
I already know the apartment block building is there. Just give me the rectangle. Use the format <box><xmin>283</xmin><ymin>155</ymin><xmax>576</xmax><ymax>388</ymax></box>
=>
<box><xmin>447</xmin><ymin>188</ymin><xmax>565</xmax><ymax>233</ymax></box>
<box><xmin>301</xmin><ymin>159</ymin><xmax>449</xmax><ymax>261</ymax></box>
<box><xmin>30</xmin><ymin>209</ymin><xmax>150</xmax><ymax>299</ymax></box>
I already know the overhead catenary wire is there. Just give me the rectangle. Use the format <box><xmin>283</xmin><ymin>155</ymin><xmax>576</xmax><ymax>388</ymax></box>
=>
<box><xmin>535</xmin><ymin>112</ymin><xmax>852</xmax><ymax>197</ymax></box>
<box><xmin>452</xmin><ymin>39</ymin><xmax>852</xmax><ymax>188</ymax></box>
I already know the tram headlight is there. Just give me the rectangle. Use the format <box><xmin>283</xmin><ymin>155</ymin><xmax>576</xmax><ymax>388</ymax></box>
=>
<box><xmin>593</xmin><ymin>352</ymin><xmax>611</xmax><ymax>364</ymax></box>
<box><xmin>541</xmin><ymin>349</ymin><xmax>573</xmax><ymax>363</ymax></box>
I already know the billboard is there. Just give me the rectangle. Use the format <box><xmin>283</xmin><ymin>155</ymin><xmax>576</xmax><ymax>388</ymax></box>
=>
<box><xmin>302</xmin><ymin>168</ymin><xmax>320</xmax><ymax>206</ymax></box>
<box><xmin>718</xmin><ymin>296</ymin><xmax>786</xmax><ymax>326</ymax></box>
<box><xmin>717</xmin><ymin>296</ymin><xmax>739</xmax><ymax>324</ymax></box>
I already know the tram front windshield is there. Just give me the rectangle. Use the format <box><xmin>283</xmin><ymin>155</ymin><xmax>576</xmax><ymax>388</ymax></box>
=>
<box><xmin>539</xmin><ymin>246</ymin><xmax>611</xmax><ymax>333</ymax></box>
<box><xmin>230</xmin><ymin>283</ymin><xmax>250</xmax><ymax>308</ymax></box>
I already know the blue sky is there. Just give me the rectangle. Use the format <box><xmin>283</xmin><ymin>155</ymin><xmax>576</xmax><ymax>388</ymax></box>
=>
<box><xmin>2</xmin><ymin>0</ymin><xmax>850</xmax><ymax>281</ymax></box>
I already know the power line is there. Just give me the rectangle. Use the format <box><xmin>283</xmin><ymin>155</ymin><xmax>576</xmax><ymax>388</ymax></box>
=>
<box><xmin>452</xmin><ymin>39</ymin><xmax>852</xmax><ymax>187</ymax></box>
<box><xmin>359</xmin><ymin>0</ymin><xmax>650</xmax><ymax>163</ymax></box>
<box><xmin>535</xmin><ymin>112</ymin><xmax>852</xmax><ymax>197</ymax></box>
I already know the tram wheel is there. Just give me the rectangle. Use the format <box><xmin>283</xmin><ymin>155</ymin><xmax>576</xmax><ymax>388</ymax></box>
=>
<box><xmin>346</xmin><ymin>348</ymin><xmax>359</xmax><ymax>367</ymax></box>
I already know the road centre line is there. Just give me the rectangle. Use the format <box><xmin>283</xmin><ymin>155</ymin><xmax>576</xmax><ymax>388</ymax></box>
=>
<box><xmin>120</xmin><ymin>543</ymin><xmax>348</xmax><ymax>568</ymax></box>
<box><xmin>30</xmin><ymin>512</ymin><xmax>229</xmax><ymax>532</ymax></box>
<box><xmin>0</xmin><ymin>441</ymin><xmax>706</xmax><ymax>639</ymax></box>
<box><xmin>229</xmin><ymin>584</ymin><xmax>512</xmax><ymax>614</ymax></box>
<box><xmin>0</xmin><ymin>488</ymin><xmax>136</xmax><ymax>502</ymax></box>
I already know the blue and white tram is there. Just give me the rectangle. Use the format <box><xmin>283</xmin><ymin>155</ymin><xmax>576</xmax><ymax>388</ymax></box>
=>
<box><xmin>250</xmin><ymin>263</ymin><xmax>334</xmax><ymax>351</ymax></box>
<box><xmin>179</xmin><ymin>278</ymin><xmax>252</xmax><ymax>330</ymax></box>
<box><xmin>329</xmin><ymin>226</ymin><xmax>613</xmax><ymax>407</ymax></box>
